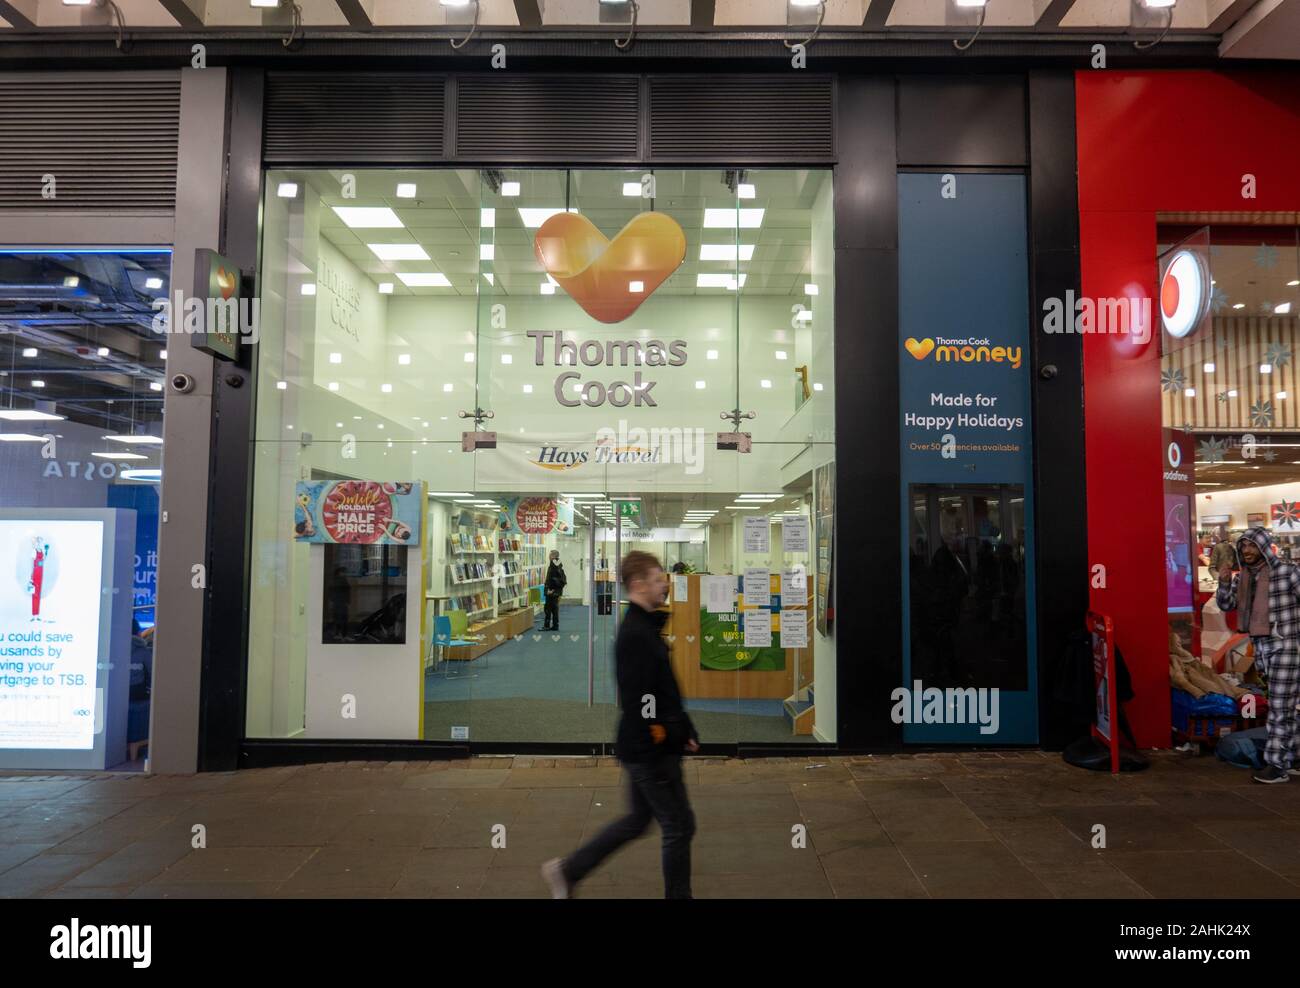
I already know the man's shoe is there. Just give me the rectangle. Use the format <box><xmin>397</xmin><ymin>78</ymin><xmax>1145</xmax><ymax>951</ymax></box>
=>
<box><xmin>1254</xmin><ymin>765</ymin><xmax>1290</xmax><ymax>784</ymax></box>
<box><xmin>541</xmin><ymin>858</ymin><xmax>570</xmax><ymax>899</ymax></box>
<box><xmin>1287</xmin><ymin>766</ymin><xmax>1300</xmax><ymax>777</ymax></box>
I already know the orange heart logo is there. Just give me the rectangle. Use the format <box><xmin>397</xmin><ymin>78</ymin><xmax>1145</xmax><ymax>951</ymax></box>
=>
<box><xmin>534</xmin><ymin>211</ymin><xmax>686</xmax><ymax>324</ymax></box>
<box><xmin>215</xmin><ymin>265</ymin><xmax>237</xmax><ymax>301</ymax></box>
<box><xmin>904</xmin><ymin>337</ymin><xmax>935</xmax><ymax>360</ymax></box>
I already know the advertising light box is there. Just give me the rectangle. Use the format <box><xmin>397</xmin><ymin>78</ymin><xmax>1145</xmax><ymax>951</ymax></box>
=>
<box><xmin>0</xmin><ymin>519</ymin><xmax>104</xmax><ymax>749</ymax></box>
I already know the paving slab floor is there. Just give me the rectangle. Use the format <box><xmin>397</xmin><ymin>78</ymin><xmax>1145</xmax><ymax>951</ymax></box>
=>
<box><xmin>2</xmin><ymin>750</ymin><xmax>1297</xmax><ymax>899</ymax></box>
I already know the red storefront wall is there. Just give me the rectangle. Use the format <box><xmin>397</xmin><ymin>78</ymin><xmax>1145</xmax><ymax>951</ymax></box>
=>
<box><xmin>1077</xmin><ymin>70</ymin><xmax>1300</xmax><ymax>748</ymax></box>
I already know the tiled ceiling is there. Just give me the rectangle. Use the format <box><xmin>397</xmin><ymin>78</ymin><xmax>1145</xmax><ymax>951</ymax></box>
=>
<box><xmin>302</xmin><ymin>167</ymin><xmax>823</xmax><ymax>298</ymax></box>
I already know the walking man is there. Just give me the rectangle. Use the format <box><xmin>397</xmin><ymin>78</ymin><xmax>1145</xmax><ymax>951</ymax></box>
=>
<box><xmin>1217</xmin><ymin>527</ymin><xmax>1300</xmax><ymax>783</ymax></box>
<box><xmin>543</xmin><ymin>550</ymin><xmax>699</xmax><ymax>898</ymax></box>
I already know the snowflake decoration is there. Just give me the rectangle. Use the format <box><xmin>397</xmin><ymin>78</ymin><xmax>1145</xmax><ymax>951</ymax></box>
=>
<box><xmin>1217</xmin><ymin>391</ymin><xmax>1232</xmax><ymax>403</ymax></box>
<box><xmin>1263</xmin><ymin>448</ymin><xmax>1279</xmax><ymax>462</ymax></box>
<box><xmin>1251</xmin><ymin>399</ymin><xmax>1275</xmax><ymax>427</ymax></box>
<box><xmin>1208</xmin><ymin>285</ymin><xmax>1229</xmax><ymax>314</ymax></box>
<box><xmin>1256</xmin><ymin>243</ymin><xmax>1280</xmax><ymax>270</ymax></box>
<box><xmin>1267</xmin><ymin>342</ymin><xmax>1294</xmax><ymax>368</ymax></box>
<box><xmin>1161</xmin><ymin>367</ymin><xmax>1187</xmax><ymax>393</ymax></box>
<box><xmin>1198</xmin><ymin>436</ymin><xmax>1230</xmax><ymax>463</ymax></box>
<box><xmin>1275</xmin><ymin>499</ymin><xmax>1300</xmax><ymax>527</ymax></box>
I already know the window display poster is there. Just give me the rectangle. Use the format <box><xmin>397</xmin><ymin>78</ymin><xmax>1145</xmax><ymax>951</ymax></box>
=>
<box><xmin>0</xmin><ymin>519</ymin><xmax>104</xmax><ymax>749</ymax></box>
<box><xmin>814</xmin><ymin>460</ymin><xmax>835</xmax><ymax>637</ymax></box>
<box><xmin>704</xmin><ymin>575</ymin><xmax>736</xmax><ymax>614</ymax></box>
<box><xmin>782</xmin><ymin>515</ymin><xmax>810</xmax><ymax>554</ymax></box>
<box><xmin>1164</xmin><ymin>494</ymin><xmax>1194</xmax><ymax>614</ymax></box>
<box><xmin>782</xmin><ymin>565</ymin><xmax>808</xmax><ymax>598</ymax></box>
<box><xmin>781</xmin><ymin>611</ymin><xmax>809</xmax><ymax>649</ymax></box>
<box><xmin>294</xmin><ymin>481</ymin><xmax>422</xmax><ymax>545</ymax></box>
<box><xmin>500</xmin><ymin>496</ymin><xmax>574</xmax><ymax>536</ymax></box>
<box><xmin>743</xmin><ymin>609</ymin><xmax>773</xmax><ymax>648</ymax></box>
<box><xmin>743</xmin><ymin>516</ymin><xmax>770</xmax><ymax>553</ymax></box>
<box><xmin>672</xmin><ymin>574</ymin><xmax>689</xmax><ymax>602</ymax></box>
<box><xmin>742</xmin><ymin>567</ymin><xmax>771</xmax><ymax>607</ymax></box>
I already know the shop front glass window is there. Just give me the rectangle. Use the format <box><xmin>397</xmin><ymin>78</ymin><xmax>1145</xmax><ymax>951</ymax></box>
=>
<box><xmin>248</xmin><ymin>168</ymin><xmax>835</xmax><ymax>747</ymax></box>
<box><xmin>0</xmin><ymin>249</ymin><xmax>171</xmax><ymax>769</ymax></box>
<box><xmin>1159</xmin><ymin>219</ymin><xmax>1300</xmax><ymax>683</ymax></box>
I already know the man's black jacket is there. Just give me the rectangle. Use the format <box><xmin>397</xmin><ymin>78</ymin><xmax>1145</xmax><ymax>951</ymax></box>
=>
<box><xmin>545</xmin><ymin>561</ymin><xmax>566</xmax><ymax>597</ymax></box>
<box><xmin>615</xmin><ymin>603</ymin><xmax>698</xmax><ymax>762</ymax></box>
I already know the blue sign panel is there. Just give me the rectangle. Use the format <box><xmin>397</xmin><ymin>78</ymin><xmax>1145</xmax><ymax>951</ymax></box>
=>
<box><xmin>898</xmin><ymin>173</ymin><xmax>1038</xmax><ymax>744</ymax></box>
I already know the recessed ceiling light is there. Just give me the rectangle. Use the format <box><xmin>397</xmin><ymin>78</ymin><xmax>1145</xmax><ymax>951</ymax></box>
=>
<box><xmin>699</xmin><ymin>245</ymin><xmax>756</xmax><ymax>262</ymax></box>
<box><xmin>775</xmin><ymin>351</ymin><xmax>788</xmax><ymax>360</ymax></box>
<box><xmin>502</xmin><ymin>182</ymin><xmax>521</xmax><ymax>197</ymax></box>
<box><xmin>481</xmin><ymin>208</ymin><xmax>496</xmax><ymax>227</ymax></box>
<box><xmin>301</xmin><ymin>283</ymin><xmax>316</xmax><ymax>296</ymax></box>
<box><xmin>396</xmin><ymin>183</ymin><xmax>417</xmax><ymax>198</ymax></box>
<box><xmin>1233</xmin><ymin>303</ymin><xmax>1245</xmax><ymax>309</ymax></box>
<box><xmin>1279</xmin><ymin>392</ymin><xmax>1290</xmax><ymax>400</ymax></box>
<box><xmin>696</xmin><ymin>273</ymin><xmax>747</xmax><ymax>289</ymax></box>
<box><xmin>1184</xmin><ymin>387</ymin><xmax>1195</xmax><ymax>397</ymax></box>
<box><xmin>0</xmin><ymin>433</ymin><xmax>46</xmax><ymax>442</ymax></box>
<box><xmin>518</xmin><ymin>207</ymin><xmax>578</xmax><ymax>228</ymax></box>
<box><xmin>0</xmin><ymin>409</ymin><xmax>63</xmax><ymax>421</ymax></box>
<box><xmin>1262</xmin><ymin>364</ymin><xmax>1273</xmax><ymax>374</ymax></box>
<box><xmin>22</xmin><ymin>348</ymin><xmax>37</xmax><ymax>357</ymax></box>
<box><xmin>501</xmin><ymin>354</ymin><xmax>512</xmax><ymax>364</ymax></box>
<box><xmin>622</xmin><ymin>182</ymin><xmax>641</xmax><ymax>197</ymax></box>
<box><xmin>813</xmin><ymin>382</ymin><xmax>824</xmax><ymax>391</ymax></box>
<box><xmin>523</xmin><ymin>384</ymin><xmax>533</xmax><ymax>393</ymax></box>
<box><xmin>695</xmin><ymin>381</ymin><xmax>706</xmax><ymax>389</ymax></box>
<box><xmin>1288</xmin><ymin>280</ymin><xmax>1300</xmax><ymax>287</ymax></box>
<box><xmin>397</xmin><ymin>272</ymin><xmax>451</xmax><ymax>287</ymax></box>
<box><xmin>368</xmin><ymin>243</ymin><xmax>429</xmax><ymax>261</ymax></box>
<box><xmin>328</xmin><ymin>382</ymin><xmax>339</xmax><ymax>391</ymax></box>
<box><xmin>540</xmin><ymin>283</ymin><xmax>556</xmax><ymax>295</ymax></box>
<box><xmin>276</xmin><ymin>381</ymin><xmax>288</xmax><ymax>390</ymax></box>
<box><xmin>1203</xmin><ymin>362</ymin><xmax>1215</xmax><ymax>373</ymax></box>
<box><xmin>706</xmin><ymin>349</ymin><xmax>719</xmax><ymax>360</ymax></box>
<box><xmin>737</xmin><ymin>183</ymin><xmax>756</xmax><ymax>199</ymax></box>
<box><xmin>63</xmin><ymin>276</ymin><xmax>79</xmax><ymax>288</ymax></box>
<box><xmin>149</xmin><ymin>382</ymin><xmax>163</xmax><ymax>392</ymax></box>
<box><xmin>703</xmin><ymin>208</ymin><xmax>764</xmax><ymax>229</ymax></box>
<box><xmin>1276</xmin><ymin>302</ymin><xmax>1293</xmax><ymax>315</ymax></box>
<box><xmin>399</xmin><ymin>354</ymin><xmax>411</xmax><ymax>365</ymax></box>
<box><xmin>480</xmin><ymin>244</ymin><xmax>495</xmax><ymax>261</ymax></box>
<box><xmin>31</xmin><ymin>380</ymin><xmax>45</xmax><ymax>388</ymax></box>
<box><xmin>378</xmin><ymin>282</ymin><xmax>394</xmax><ymax>294</ymax></box>
<box><xmin>760</xmin><ymin>379</ymin><xmax>772</xmax><ymax>389</ymax></box>
<box><xmin>276</xmin><ymin>182</ymin><xmax>298</xmax><ymax>198</ymax></box>
<box><xmin>629</xmin><ymin>281</ymin><xmax>644</xmax><ymax>293</ymax></box>
<box><xmin>443</xmin><ymin>383</ymin><xmax>453</xmax><ymax>392</ymax></box>
<box><xmin>145</xmin><ymin>277</ymin><xmax>163</xmax><ymax>290</ymax></box>
<box><xmin>335</xmin><ymin>207</ymin><xmax>404</xmax><ymax>229</ymax></box>
<box><xmin>104</xmin><ymin>434</ymin><xmax>163</xmax><ymax>444</ymax></box>
<box><xmin>464</xmin><ymin>352</ymin><xmax>475</xmax><ymax>362</ymax></box>
<box><xmin>97</xmin><ymin>347</ymin><xmax>110</xmax><ymax>356</ymax></box>
<box><xmin>92</xmin><ymin>451</ymin><xmax>146</xmax><ymax>460</ymax></box>
<box><xmin>1228</xmin><ymin>389</ymin><xmax>1239</xmax><ymax>397</ymax></box>
<box><xmin>329</xmin><ymin>352</ymin><xmax>342</xmax><ymax>363</ymax></box>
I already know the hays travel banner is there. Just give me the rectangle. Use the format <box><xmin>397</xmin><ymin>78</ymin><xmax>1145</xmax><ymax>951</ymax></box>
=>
<box><xmin>897</xmin><ymin>172</ymin><xmax>1037</xmax><ymax>744</ymax></box>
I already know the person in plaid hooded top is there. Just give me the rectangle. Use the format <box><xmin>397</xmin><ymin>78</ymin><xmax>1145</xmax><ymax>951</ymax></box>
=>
<box><xmin>1217</xmin><ymin>526</ymin><xmax>1300</xmax><ymax>783</ymax></box>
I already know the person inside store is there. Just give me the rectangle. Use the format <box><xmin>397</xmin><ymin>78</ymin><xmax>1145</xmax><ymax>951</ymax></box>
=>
<box><xmin>542</xmin><ymin>550</ymin><xmax>700</xmax><ymax>899</ymax></box>
<box><xmin>1217</xmin><ymin>527</ymin><xmax>1300</xmax><ymax>784</ymax></box>
<box><xmin>1210</xmin><ymin>532</ymin><xmax>1239</xmax><ymax>577</ymax></box>
<box><xmin>542</xmin><ymin>549</ymin><xmax>567</xmax><ymax>631</ymax></box>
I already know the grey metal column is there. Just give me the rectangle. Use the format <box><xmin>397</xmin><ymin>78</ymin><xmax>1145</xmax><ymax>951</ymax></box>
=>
<box><xmin>148</xmin><ymin>67</ymin><xmax>228</xmax><ymax>774</ymax></box>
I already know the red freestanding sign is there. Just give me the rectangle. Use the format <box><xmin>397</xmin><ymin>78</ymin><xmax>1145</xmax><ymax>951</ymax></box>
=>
<box><xmin>1088</xmin><ymin>611</ymin><xmax>1120</xmax><ymax>774</ymax></box>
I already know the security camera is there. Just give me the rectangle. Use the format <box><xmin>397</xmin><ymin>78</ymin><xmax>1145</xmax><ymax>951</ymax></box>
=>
<box><xmin>1039</xmin><ymin>364</ymin><xmax>1058</xmax><ymax>380</ymax></box>
<box><xmin>170</xmin><ymin>373</ymin><xmax>195</xmax><ymax>393</ymax></box>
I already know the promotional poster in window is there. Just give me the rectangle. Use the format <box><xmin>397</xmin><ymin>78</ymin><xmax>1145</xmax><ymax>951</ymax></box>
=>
<box><xmin>293</xmin><ymin>481</ymin><xmax>423</xmax><ymax>546</ymax></box>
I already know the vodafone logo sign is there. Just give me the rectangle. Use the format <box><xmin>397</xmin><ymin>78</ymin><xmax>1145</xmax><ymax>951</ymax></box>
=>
<box><xmin>1160</xmin><ymin>249</ymin><xmax>1210</xmax><ymax>339</ymax></box>
<box><xmin>1168</xmin><ymin>442</ymin><xmax>1182</xmax><ymax>469</ymax></box>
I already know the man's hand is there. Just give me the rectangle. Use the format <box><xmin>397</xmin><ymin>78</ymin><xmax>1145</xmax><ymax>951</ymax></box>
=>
<box><xmin>1219</xmin><ymin>564</ymin><xmax>1235</xmax><ymax>584</ymax></box>
<box><xmin>685</xmin><ymin>739</ymin><xmax>700</xmax><ymax>753</ymax></box>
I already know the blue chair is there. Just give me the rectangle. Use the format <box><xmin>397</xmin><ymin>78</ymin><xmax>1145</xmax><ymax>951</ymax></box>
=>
<box><xmin>431</xmin><ymin>614</ymin><xmax>480</xmax><ymax>678</ymax></box>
